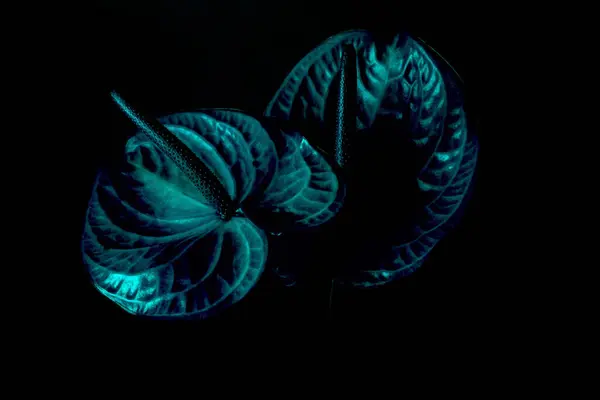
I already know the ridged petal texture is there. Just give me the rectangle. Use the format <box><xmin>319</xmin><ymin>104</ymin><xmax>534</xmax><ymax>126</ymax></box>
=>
<box><xmin>265</xmin><ymin>30</ymin><xmax>478</xmax><ymax>287</ymax></box>
<box><xmin>82</xmin><ymin>108</ymin><xmax>346</xmax><ymax>318</ymax></box>
<box><xmin>251</xmin><ymin>130</ymin><xmax>345</xmax><ymax>231</ymax></box>
<box><xmin>204</xmin><ymin>109</ymin><xmax>345</xmax><ymax>232</ymax></box>
<box><xmin>82</xmin><ymin>111</ymin><xmax>276</xmax><ymax>318</ymax></box>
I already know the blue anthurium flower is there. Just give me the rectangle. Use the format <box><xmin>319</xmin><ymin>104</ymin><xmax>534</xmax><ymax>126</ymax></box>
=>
<box><xmin>81</xmin><ymin>93</ymin><xmax>344</xmax><ymax>318</ymax></box>
<box><xmin>265</xmin><ymin>30</ymin><xmax>479</xmax><ymax>287</ymax></box>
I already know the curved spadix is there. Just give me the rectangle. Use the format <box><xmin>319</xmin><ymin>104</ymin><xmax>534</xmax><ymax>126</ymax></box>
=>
<box><xmin>109</xmin><ymin>90</ymin><xmax>236</xmax><ymax>220</ymax></box>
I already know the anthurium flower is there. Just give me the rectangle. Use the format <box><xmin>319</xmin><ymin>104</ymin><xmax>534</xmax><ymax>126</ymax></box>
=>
<box><xmin>81</xmin><ymin>93</ymin><xmax>344</xmax><ymax>318</ymax></box>
<box><xmin>265</xmin><ymin>30</ymin><xmax>479</xmax><ymax>287</ymax></box>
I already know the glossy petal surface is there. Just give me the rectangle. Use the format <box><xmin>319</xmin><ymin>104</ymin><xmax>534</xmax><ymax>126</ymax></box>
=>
<box><xmin>266</xmin><ymin>30</ymin><xmax>478</xmax><ymax>286</ymax></box>
<box><xmin>252</xmin><ymin>130</ymin><xmax>345</xmax><ymax>230</ymax></box>
<box><xmin>345</xmin><ymin>138</ymin><xmax>478</xmax><ymax>287</ymax></box>
<box><xmin>82</xmin><ymin>111</ymin><xmax>272</xmax><ymax>318</ymax></box>
<box><xmin>266</xmin><ymin>30</ymin><xmax>446</xmax><ymax>143</ymax></box>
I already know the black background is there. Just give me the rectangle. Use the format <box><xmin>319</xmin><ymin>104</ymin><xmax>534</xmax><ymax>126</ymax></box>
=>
<box><xmin>68</xmin><ymin>1</ymin><xmax>495</xmax><ymax>328</ymax></box>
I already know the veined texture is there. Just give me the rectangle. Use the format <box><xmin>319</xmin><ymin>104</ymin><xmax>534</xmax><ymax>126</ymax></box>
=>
<box><xmin>82</xmin><ymin>108</ymin><xmax>346</xmax><ymax>317</ymax></box>
<box><xmin>265</xmin><ymin>30</ymin><xmax>478</xmax><ymax>287</ymax></box>
<box><xmin>81</xmin><ymin>110</ymin><xmax>275</xmax><ymax>318</ymax></box>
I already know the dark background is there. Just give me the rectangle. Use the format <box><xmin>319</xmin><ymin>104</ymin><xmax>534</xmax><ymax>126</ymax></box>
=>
<box><xmin>68</xmin><ymin>1</ymin><xmax>495</xmax><ymax>328</ymax></box>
